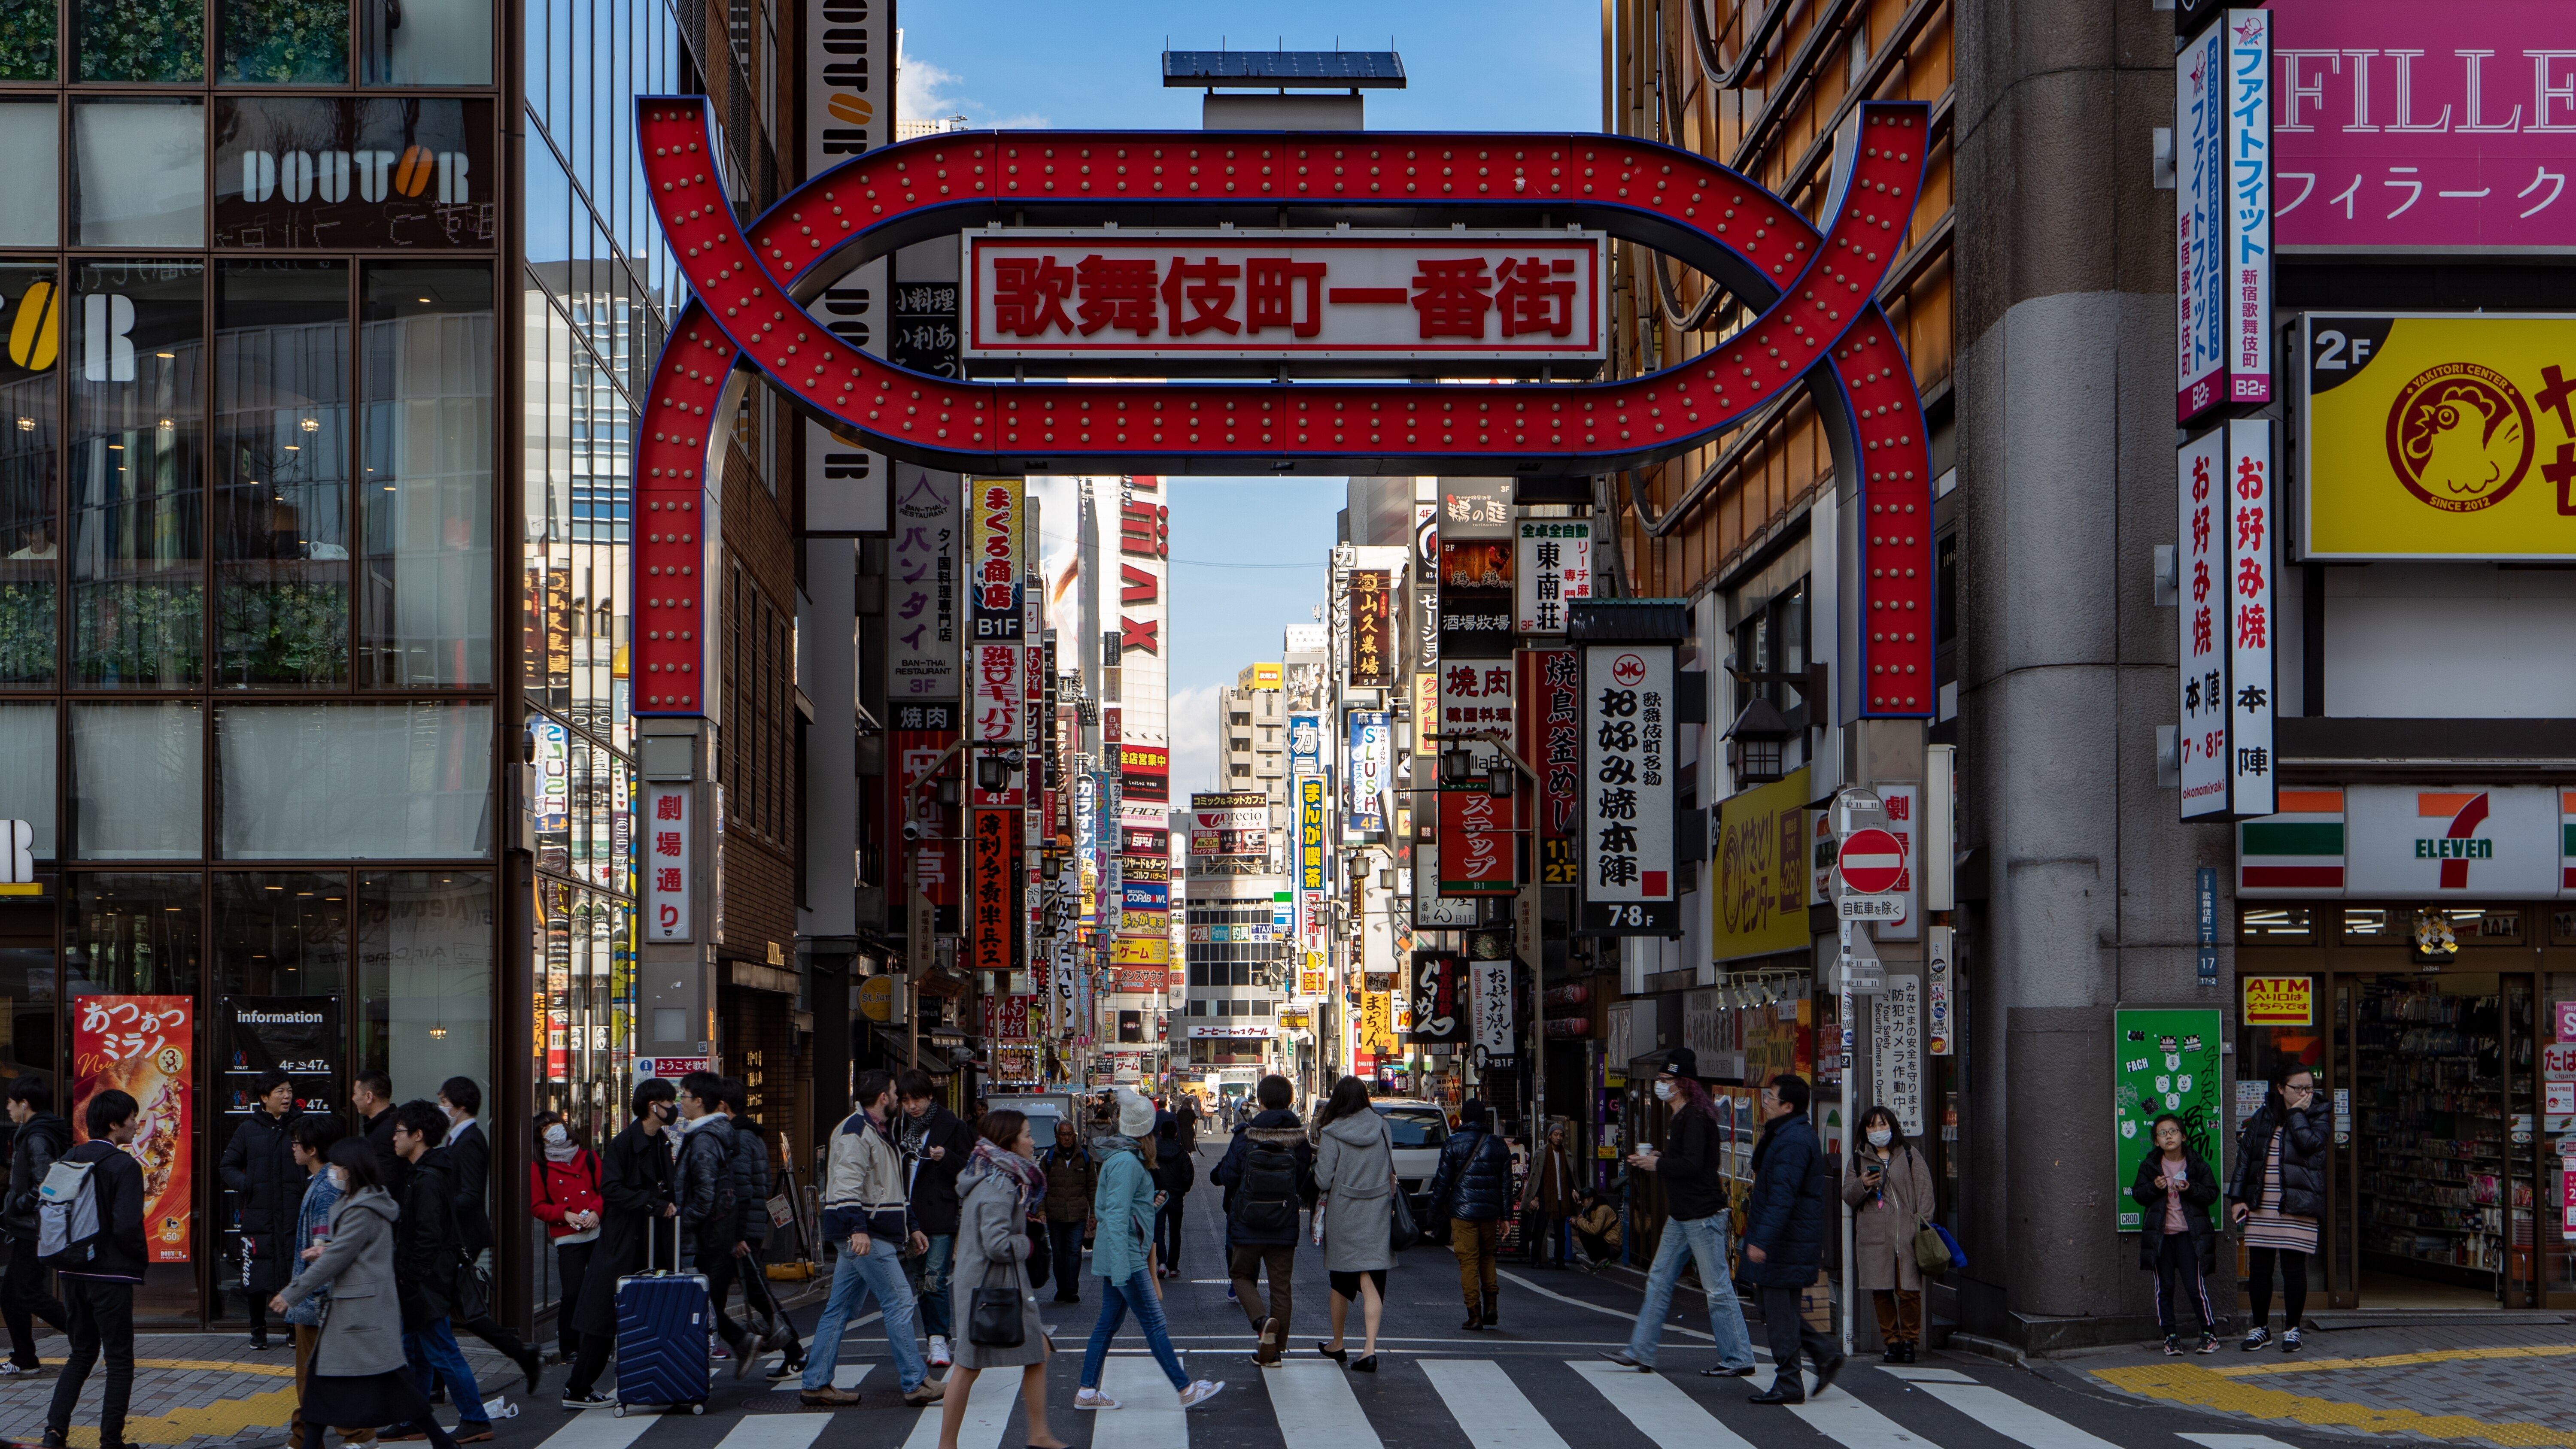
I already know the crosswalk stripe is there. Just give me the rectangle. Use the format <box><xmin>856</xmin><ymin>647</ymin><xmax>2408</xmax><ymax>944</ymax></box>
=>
<box><xmin>2180</xmin><ymin>1437</ymin><xmax>2306</xmax><ymax>1449</ymax></box>
<box><xmin>524</xmin><ymin>1408</ymin><xmax>659</xmax><ymax>1449</ymax></box>
<box><xmin>1875</xmin><ymin>1365</ymin><xmax>1978</xmax><ymax>1384</ymax></box>
<box><xmin>1915</xmin><ymin>1383</ymin><xmax>2123</xmax><ymax>1449</ymax></box>
<box><xmin>1569</xmin><ymin>1359</ymin><xmax>1762</xmax><ymax>1449</ymax></box>
<box><xmin>1268</xmin><ymin>1359</ymin><xmax>1384</xmax><ymax>1448</ymax></box>
<box><xmin>1788</xmin><ymin>1387</ymin><xmax>1944</xmax><ymax>1447</ymax></box>
<box><xmin>900</xmin><ymin>1363</ymin><xmax>1022</xmax><ymax>1449</ymax></box>
<box><xmin>1422</xmin><ymin>1358</ymin><xmax>1573</xmax><ymax>1449</ymax></box>
<box><xmin>713</xmin><ymin>1411</ymin><xmax>829</xmax><ymax>1449</ymax></box>
<box><xmin>1091</xmin><ymin>1354</ymin><xmax>1191</xmax><ymax>1449</ymax></box>
<box><xmin>769</xmin><ymin>1360</ymin><xmax>873</xmax><ymax>1391</ymax></box>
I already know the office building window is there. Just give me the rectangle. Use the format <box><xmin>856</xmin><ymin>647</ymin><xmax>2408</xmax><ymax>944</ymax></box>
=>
<box><xmin>71</xmin><ymin>100</ymin><xmax>206</xmax><ymax>246</ymax></box>
<box><xmin>214</xmin><ymin>261</ymin><xmax>350</xmax><ymax>687</ymax></box>
<box><xmin>70</xmin><ymin>261</ymin><xmax>205</xmax><ymax>688</ymax></box>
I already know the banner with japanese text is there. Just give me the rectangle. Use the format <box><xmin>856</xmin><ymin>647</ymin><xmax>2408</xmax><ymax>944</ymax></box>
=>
<box><xmin>1405</xmin><ymin>952</ymin><xmax>1465</xmax><ymax>1046</ymax></box>
<box><xmin>1347</xmin><ymin>569</ymin><xmax>1395</xmax><ymax>687</ymax></box>
<box><xmin>1581</xmin><ymin>641</ymin><xmax>1679</xmax><ymax>933</ymax></box>
<box><xmin>1468</xmin><ymin>958</ymin><xmax>1517</xmax><ymax>1071</ymax></box>
<box><xmin>73</xmin><ymin>995</ymin><xmax>193</xmax><ymax>1262</ymax></box>
<box><xmin>888</xmin><ymin>469</ymin><xmax>960</xmax><ymax>699</ymax></box>
<box><xmin>1514</xmin><ymin>518</ymin><xmax>1592</xmax><ymax>633</ymax></box>
<box><xmin>1520</xmin><ymin>649</ymin><xmax>1581</xmax><ymax>885</ymax></box>
<box><xmin>971</xmin><ymin>808</ymin><xmax>1020</xmax><ymax>975</ymax></box>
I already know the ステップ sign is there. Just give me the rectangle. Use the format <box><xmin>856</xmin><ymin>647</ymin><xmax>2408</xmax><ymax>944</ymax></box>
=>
<box><xmin>963</xmin><ymin>230</ymin><xmax>1605</xmax><ymax>363</ymax></box>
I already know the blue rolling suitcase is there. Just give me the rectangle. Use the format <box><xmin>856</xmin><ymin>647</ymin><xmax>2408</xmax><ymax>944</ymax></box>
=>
<box><xmin>613</xmin><ymin>1219</ymin><xmax>711</xmax><ymax>1416</ymax></box>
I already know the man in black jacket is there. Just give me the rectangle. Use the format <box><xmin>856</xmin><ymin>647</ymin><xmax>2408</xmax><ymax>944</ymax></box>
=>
<box><xmin>673</xmin><ymin>1072</ymin><xmax>756</xmax><ymax>1378</ymax></box>
<box><xmin>352</xmin><ymin>1070</ymin><xmax>404</xmax><ymax>1197</ymax></box>
<box><xmin>436</xmin><ymin>1077</ymin><xmax>542</xmax><ymax>1394</ymax></box>
<box><xmin>1209</xmin><ymin>1074</ymin><xmax>1315</xmax><ymax>1365</ymax></box>
<box><xmin>1424</xmin><ymin>1099</ymin><xmax>1515</xmax><ymax>1331</ymax></box>
<box><xmin>1740</xmin><ymin>1074</ymin><xmax>1842</xmax><ymax>1405</ymax></box>
<box><xmin>719</xmin><ymin>1081</ymin><xmax>802</xmax><ymax>1378</ymax></box>
<box><xmin>41</xmin><ymin>1089</ymin><xmax>148</xmax><ymax>1449</ymax></box>
<box><xmin>1599</xmin><ymin>1047</ymin><xmax>1759</xmax><ymax>1377</ymax></box>
<box><xmin>383</xmin><ymin>1101</ymin><xmax>493</xmax><ymax>1443</ymax></box>
<box><xmin>893</xmin><ymin>1069</ymin><xmax>972</xmax><ymax>1369</ymax></box>
<box><xmin>2</xmin><ymin>1076</ymin><xmax>70</xmax><ymax>1374</ymax></box>
<box><xmin>560</xmin><ymin>1081</ymin><xmax>677</xmax><ymax>1410</ymax></box>
<box><xmin>217</xmin><ymin>1070</ymin><xmax>304</xmax><ymax>1351</ymax></box>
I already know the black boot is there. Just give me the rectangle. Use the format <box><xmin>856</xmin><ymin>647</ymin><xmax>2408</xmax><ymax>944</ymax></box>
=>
<box><xmin>1481</xmin><ymin>1286</ymin><xmax>1498</xmax><ymax>1327</ymax></box>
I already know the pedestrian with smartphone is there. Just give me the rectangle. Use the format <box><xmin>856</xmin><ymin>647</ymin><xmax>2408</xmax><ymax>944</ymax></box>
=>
<box><xmin>1842</xmin><ymin>1105</ymin><xmax>1934</xmax><ymax>1362</ymax></box>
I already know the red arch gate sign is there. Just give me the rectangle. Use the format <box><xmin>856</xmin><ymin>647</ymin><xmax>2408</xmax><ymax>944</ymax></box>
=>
<box><xmin>629</xmin><ymin>99</ymin><xmax>1935</xmax><ymax>721</ymax></box>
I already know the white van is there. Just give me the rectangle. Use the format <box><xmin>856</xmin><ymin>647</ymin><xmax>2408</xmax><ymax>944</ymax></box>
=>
<box><xmin>1371</xmin><ymin>1100</ymin><xmax>1454</xmax><ymax>1217</ymax></box>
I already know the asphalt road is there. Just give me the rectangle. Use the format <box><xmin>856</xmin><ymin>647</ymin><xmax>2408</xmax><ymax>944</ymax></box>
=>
<box><xmin>468</xmin><ymin>1141</ymin><xmax>2361</xmax><ymax>1449</ymax></box>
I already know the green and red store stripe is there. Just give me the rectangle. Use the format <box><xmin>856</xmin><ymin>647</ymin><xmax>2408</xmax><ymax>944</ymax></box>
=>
<box><xmin>2239</xmin><ymin>789</ymin><xmax>2345</xmax><ymax>892</ymax></box>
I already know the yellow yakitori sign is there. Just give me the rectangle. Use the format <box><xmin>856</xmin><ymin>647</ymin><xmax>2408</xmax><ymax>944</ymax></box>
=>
<box><xmin>2299</xmin><ymin>314</ymin><xmax>2576</xmax><ymax>559</ymax></box>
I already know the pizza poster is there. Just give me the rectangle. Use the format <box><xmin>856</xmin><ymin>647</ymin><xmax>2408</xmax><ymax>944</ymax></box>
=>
<box><xmin>72</xmin><ymin>994</ymin><xmax>194</xmax><ymax>1263</ymax></box>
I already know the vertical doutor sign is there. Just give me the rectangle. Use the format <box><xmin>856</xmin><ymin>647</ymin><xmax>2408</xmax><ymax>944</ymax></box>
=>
<box><xmin>645</xmin><ymin>783</ymin><xmax>692</xmax><ymax>940</ymax></box>
<box><xmin>803</xmin><ymin>0</ymin><xmax>894</xmax><ymax>534</ymax></box>
<box><xmin>1347</xmin><ymin>568</ymin><xmax>1394</xmax><ymax>688</ymax></box>
<box><xmin>1576</xmin><ymin>601</ymin><xmax>1683</xmax><ymax>934</ymax></box>
<box><xmin>2178</xmin><ymin>420</ymin><xmax>2276</xmax><ymax>822</ymax></box>
<box><xmin>2177</xmin><ymin>7</ymin><xmax>2272</xmax><ymax>424</ymax></box>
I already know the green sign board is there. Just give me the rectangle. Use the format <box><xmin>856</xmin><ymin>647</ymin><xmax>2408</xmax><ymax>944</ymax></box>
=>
<box><xmin>2114</xmin><ymin>1007</ymin><xmax>2225</xmax><ymax>1232</ymax></box>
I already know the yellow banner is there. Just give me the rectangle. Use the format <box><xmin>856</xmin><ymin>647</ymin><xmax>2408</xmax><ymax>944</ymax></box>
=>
<box><xmin>2242</xmin><ymin>975</ymin><xmax>2313</xmax><ymax>1027</ymax></box>
<box><xmin>2301</xmin><ymin>315</ymin><xmax>2576</xmax><ymax>558</ymax></box>
<box><xmin>1109</xmin><ymin>937</ymin><xmax>1169</xmax><ymax>966</ymax></box>
<box><xmin>1711</xmin><ymin>767</ymin><xmax>1813</xmax><ymax>962</ymax></box>
<box><xmin>1362</xmin><ymin>991</ymin><xmax>1395</xmax><ymax>1055</ymax></box>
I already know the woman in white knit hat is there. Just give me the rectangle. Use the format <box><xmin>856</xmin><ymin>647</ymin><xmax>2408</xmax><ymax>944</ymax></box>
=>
<box><xmin>1069</xmin><ymin>1087</ymin><xmax>1223</xmax><ymax>1412</ymax></box>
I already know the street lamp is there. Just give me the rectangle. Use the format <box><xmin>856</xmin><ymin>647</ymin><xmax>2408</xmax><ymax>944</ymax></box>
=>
<box><xmin>1440</xmin><ymin>744</ymin><xmax>1479</xmax><ymax>787</ymax></box>
<box><xmin>1724</xmin><ymin>695</ymin><xmax>1793</xmax><ymax>784</ymax></box>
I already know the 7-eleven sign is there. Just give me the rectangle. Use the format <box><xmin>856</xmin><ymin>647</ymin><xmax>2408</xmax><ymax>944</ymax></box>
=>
<box><xmin>2416</xmin><ymin>792</ymin><xmax>2491</xmax><ymax>891</ymax></box>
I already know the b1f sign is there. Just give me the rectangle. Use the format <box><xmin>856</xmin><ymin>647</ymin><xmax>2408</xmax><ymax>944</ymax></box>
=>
<box><xmin>2177</xmin><ymin>419</ymin><xmax>2277</xmax><ymax>821</ymax></box>
<box><xmin>2177</xmin><ymin>8</ymin><xmax>2272</xmax><ymax>423</ymax></box>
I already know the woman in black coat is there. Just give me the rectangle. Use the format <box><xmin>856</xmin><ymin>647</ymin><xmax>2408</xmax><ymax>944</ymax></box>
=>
<box><xmin>2130</xmin><ymin>1114</ymin><xmax>2221</xmax><ymax>1353</ymax></box>
<box><xmin>219</xmin><ymin>1070</ymin><xmax>307</xmax><ymax>1350</ymax></box>
<box><xmin>1151</xmin><ymin>1116</ymin><xmax>1194</xmax><ymax>1279</ymax></box>
<box><xmin>2227</xmin><ymin>1064</ymin><xmax>2327</xmax><ymax>1352</ymax></box>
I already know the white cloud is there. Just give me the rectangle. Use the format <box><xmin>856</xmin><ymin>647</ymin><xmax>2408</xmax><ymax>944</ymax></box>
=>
<box><xmin>898</xmin><ymin>35</ymin><xmax>1049</xmax><ymax>130</ymax></box>
<box><xmin>1166</xmin><ymin>683</ymin><xmax>1228</xmax><ymax>800</ymax></box>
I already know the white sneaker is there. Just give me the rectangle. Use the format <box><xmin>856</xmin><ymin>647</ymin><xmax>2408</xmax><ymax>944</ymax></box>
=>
<box><xmin>1074</xmin><ymin>1388</ymin><xmax>1120</xmax><ymax>1410</ymax></box>
<box><xmin>1179</xmin><ymin>1379</ymin><xmax>1226</xmax><ymax>1410</ymax></box>
<box><xmin>927</xmin><ymin>1334</ymin><xmax>952</xmax><ymax>1368</ymax></box>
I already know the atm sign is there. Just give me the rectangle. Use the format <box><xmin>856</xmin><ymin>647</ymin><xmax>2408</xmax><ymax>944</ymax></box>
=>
<box><xmin>2242</xmin><ymin>976</ymin><xmax>2312</xmax><ymax>1027</ymax></box>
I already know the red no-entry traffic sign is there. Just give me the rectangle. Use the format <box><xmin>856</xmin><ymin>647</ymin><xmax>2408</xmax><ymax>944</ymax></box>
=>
<box><xmin>1838</xmin><ymin>828</ymin><xmax>1905</xmax><ymax>895</ymax></box>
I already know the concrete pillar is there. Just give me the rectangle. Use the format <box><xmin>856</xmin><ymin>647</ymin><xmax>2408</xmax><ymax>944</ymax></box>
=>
<box><xmin>1950</xmin><ymin>0</ymin><xmax>2239</xmax><ymax>1347</ymax></box>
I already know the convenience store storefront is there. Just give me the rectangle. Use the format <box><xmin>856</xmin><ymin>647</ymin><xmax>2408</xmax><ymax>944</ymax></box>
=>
<box><xmin>2235</xmin><ymin>788</ymin><xmax>2576</xmax><ymax>1310</ymax></box>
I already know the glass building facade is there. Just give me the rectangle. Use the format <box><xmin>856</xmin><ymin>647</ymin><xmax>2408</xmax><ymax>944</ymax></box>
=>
<box><xmin>0</xmin><ymin>0</ymin><xmax>712</xmax><ymax>1325</ymax></box>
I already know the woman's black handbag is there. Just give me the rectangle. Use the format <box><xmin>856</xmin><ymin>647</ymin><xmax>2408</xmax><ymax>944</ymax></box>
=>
<box><xmin>966</xmin><ymin>1262</ymin><xmax>1025</xmax><ymax>1349</ymax></box>
<box><xmin>1388</xmin><ymin>1177</ymin><xmax>1423</xmax><ymax>1252</ymax></box>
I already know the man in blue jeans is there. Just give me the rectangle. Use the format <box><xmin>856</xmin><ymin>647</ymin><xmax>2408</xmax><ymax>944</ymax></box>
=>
<box><xmin>385</xmin><ymin>1101</ymin><xmax>492</xmax><ymax>1442</ymax></box>
<box><xmin>1599</xmin><ymin>1047</ymin><xmax>1760</xmax><ymax>1378</ymax></box>
<box><xmin>801</xmin><ymin>1071</ymin><xmax>942</xmax><ymax>1408</ymax></box>
<box><xmin>893</xmin><ymin>1069</ymin><xmax>972</xmax><ymax>1370</ymax></box>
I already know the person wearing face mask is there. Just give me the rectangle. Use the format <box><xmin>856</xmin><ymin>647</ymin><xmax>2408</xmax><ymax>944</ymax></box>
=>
<box><xmin>1842</xmin><ymin>1106</ymin><xmax>1935</xmax><ymax>1362</ymax></box>
<box><xmin>284</xmin><ymin>1117</ymin><xmax>371</xmax><ymax>1448</ymax></box>
<box><xmin>1599</xmin><ymin>1048</ymin><xmax>1759</xmax><ymax>1378</ymax></box>
<box><xmin>272</xmin><ymin>1140</ymin><xmax>460</xmax><ymax>1449</ymax></box>
<box><xmin>559</xmin><ymin>1081</ymin><xmax>679</xmax><ymax>1410</ymax></box>
<box><xmin>2229</xmin><ymin>1063</ymin><xmax>2326</xmax><ymax>1353</ymax></box>
<box><xmin>528</xmin><ymin>1112</ymin><xmax>603</xmax><ymax>1367</ymax></box>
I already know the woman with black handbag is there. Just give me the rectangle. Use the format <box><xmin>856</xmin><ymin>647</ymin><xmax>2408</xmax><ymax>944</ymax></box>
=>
<box><xmin>937</xmin><ymin>1110</ymin><xmax>1065</xmax><ymax>1449</ymax></box>
<box><xmin>1311</xmin><ymin>1076</ymin><xmax>1395</xmax><ymax>1372</ymax></box>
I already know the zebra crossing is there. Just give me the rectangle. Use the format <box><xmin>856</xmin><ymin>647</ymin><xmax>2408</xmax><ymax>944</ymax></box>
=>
<box><xmin>488</xmin><ymin>1354</ymin><xmax>2319</xmax><ymax>1449</ymax></box>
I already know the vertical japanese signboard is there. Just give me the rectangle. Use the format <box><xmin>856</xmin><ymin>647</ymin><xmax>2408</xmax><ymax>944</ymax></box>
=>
<box><xmin>1439</xmin><ymin>658</ymin><xmax>1520</xmax><ymax>896</ymax></box>
<box><xmin>2178</xmin><ymin>420</ymin><xmax>2276</xmax><ymax>821</ymax></box>
<box><xmin>972</xmin><ymin>807</ymin><xmax>1020</xmax><ymax>975</ymax></box>
<box><xmin>1522</xmin><ymin>648</ymin><xmax>1582</xmax><ymax>885</ymax></box>
<box><xmin>889</xmin><ymin>469</ymin><xmax>961</xmax><ymax>698</ymax></box>
<box><xmin>1346</xmin><ymin>711</ymin><xmax>1389</xmax><ymax>835</ymax></box>
<box><xmin>1406</xmin><ymin>952</ymin><xmax>1465</xmax><ymax>1045</ymax></box>
<box><xmin>2113</xmin><ymin>1007</ymin><xmax>2225</xmax><ymax>1231</ymax></box>
<box><xmin>1871</xmin><ymin>975</ymin><xmax>1922</xmax><ymax>1138</ymax></box>
<box><xmin>1581</xmin><ymin>641</ymin><xmax>1678</xmax><ymax>933</ymax></box>
<box><xmin>1347</xmin><ymin>569</ymin><xmax>1394</xmax><ymax>688</ymax></box>
<box><xmin>1514</xmin><ymin>519</ymin><xmax>1592</xmax><ymax>634</ymax></box>
<box><xmin>2177</xmin><ymin>7</ymin><xmax>2272</xmax><ymax>424</ymax></box>
<box><xmin>222</xmin><ymin>999</ymin><xmax>342</xmax><ymax>1287</ymax></box>
<box><xmin>644</xmin><ymin>783</ymin><xmax>691</xmax><ymax>940</ymax></box>
<box><xmin>73</xmin><ymin>995</ymin><xmax>193</xmax><ymax>1262</ymax></box>
<box><xmin>1468</xmin><ymin>957</ymin><xmax>1517</xmax><ymax>1071</ymax></box>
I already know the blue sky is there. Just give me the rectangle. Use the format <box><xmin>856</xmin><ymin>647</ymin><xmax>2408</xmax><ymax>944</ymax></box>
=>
<box><xmin>899</xmin><ymin>3</ymin><xmax>1601</xmax><ymax>792</ymax></box>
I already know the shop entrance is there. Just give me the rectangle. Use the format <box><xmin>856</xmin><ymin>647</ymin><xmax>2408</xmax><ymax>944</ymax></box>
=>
<box><xmin>2239</xmin><ymin>953</ymin><xmax>2555</xmax><ymax>1309</ymax></box>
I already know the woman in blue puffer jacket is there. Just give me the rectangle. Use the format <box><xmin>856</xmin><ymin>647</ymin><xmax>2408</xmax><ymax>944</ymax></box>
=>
<box><xmin>1069</xmin><ymin>1088</ymin><xmax>1224</xmax><ymax>1414</ymax></box>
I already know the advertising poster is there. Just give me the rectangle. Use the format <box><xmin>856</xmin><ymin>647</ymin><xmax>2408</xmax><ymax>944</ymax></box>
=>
<box><xmin>1712</xmin><ymin>767</ymin><xmax>1813</xmax><ymax>961</ymax></box>
<box><xmin>2175</xmin><ymin>6</ymin><xmax>2271</xmax><ymax>422</ymax></box>
<box><xmin>72</xmin><ymin>995</ymin><xmax>193</xmax><ymax>1262</ymax></box>
<box><xmin>223</xmin><ymin>998</ymin><xmax>342</xmax><ymax>1285</ymax></box>
<box><xmin>2113</xmin><ymin>1007</ymin><xmax>2225</xmax><ymax>1231</ymax></box>
<box><xmin>2300</xmin><ymin>315</ymin><xmax>2576</xmax><ymax>560</ymax></box>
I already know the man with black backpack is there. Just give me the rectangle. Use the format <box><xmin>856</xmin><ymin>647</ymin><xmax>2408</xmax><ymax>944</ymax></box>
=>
<box><xmin>673</xmin><ymin>1072</ymin><xmax>756</xmax><ymax>1378</ymax></box>
<box><xmin>38</xmin><ymin>1088</ymin><xmax>147</xmax><ymax>1449</ymax></box>
<box><xmin>3</xmin><ymin>1077</ymin><xmax>72</xmax><ymax>1376</ymax></box>
<box><xmin>1209</xmin><ymin>1074</ymin><xmax>1316</xmax><ymax>1367</ymax></box>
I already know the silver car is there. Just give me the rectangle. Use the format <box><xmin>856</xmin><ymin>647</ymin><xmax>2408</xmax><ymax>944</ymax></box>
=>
<box><xmin>1372</xmin><ymin>1100</ymin><xmax>1454</xmax><ymax>1220</ymax></box>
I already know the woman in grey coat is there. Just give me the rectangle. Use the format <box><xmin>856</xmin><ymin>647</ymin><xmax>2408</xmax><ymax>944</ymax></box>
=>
<box><xmin>270</xmin><ymin>1140</ymin><xmax>462</xmax><ymax>1449</ymax></box>
<box><xmin>936</xmin><ymin>1110</ymin><xmax>1066</xmax><ymax>1449</ymax></box>
<box><xmin>1310</xmin><ymin>1076</ymin><xmax>1394</xmax><ymax>1371</ymax></box>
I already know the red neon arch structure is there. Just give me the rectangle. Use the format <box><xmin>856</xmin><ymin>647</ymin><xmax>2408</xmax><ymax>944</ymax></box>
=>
<box><xmin>631</xmin><ymin>99</ymin><xmax>1935</xmax><ymax>720</ymax></box>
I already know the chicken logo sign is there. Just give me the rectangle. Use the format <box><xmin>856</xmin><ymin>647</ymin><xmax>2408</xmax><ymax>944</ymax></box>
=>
<box><xmin>2300</xmin><ymin>314</ymin><xmax>2576</xmax><ymax>559</ymax></box>
<box><xmin>2387</xmin><ymin>363</ymin><xmax>2533</xmax><ymax>513</ymax></box>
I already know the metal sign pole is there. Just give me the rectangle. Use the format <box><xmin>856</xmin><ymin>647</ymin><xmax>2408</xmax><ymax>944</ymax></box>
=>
<box><xmin>1829</xmin><ymin>787</ymin><xmax>1891</xmax><ymax>1360</ymax></box>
